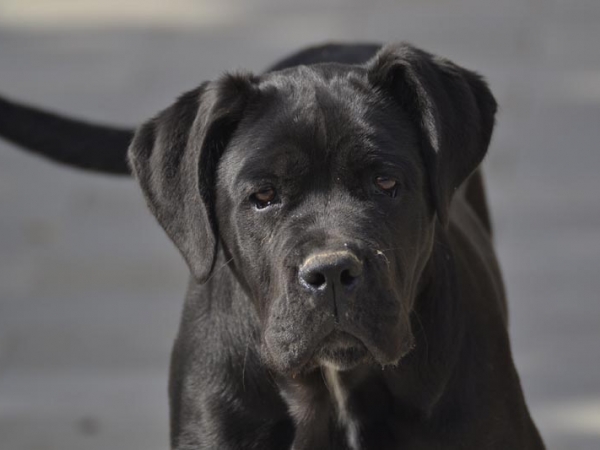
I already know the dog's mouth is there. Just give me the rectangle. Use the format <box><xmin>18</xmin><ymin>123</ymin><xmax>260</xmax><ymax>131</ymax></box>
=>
<box><xmin>265</xmin><ymin>322</ymin><xmax>413</xmax><ymax>376</ymax></box>
<box><xmin>311</xmin><ymin>330</ymin><xmax>371</xmax><ymax>370</ymax></box>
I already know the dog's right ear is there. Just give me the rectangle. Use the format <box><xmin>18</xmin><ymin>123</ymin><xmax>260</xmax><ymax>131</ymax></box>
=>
<box><xmin>128</xmin><ymin>74</ymin><xmax>258</xmax><ymax>282</ymax></box>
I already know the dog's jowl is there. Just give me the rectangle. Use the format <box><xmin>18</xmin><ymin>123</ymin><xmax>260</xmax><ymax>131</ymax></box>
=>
<box><xmin>0</xmin><ymin>42</ymin><xmax>545</xmax><ymax>449</ymax></box>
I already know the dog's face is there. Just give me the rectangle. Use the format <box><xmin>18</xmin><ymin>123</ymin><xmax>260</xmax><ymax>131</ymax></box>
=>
<box><xmin>128</xmin><ymin>43</ymin><xmax>497</xmax><ymax>376</ymax></box>
<box><xmin>216</xmin><ymin>66</ymin><xmax>434</xmax><ymax>373</ymax></box>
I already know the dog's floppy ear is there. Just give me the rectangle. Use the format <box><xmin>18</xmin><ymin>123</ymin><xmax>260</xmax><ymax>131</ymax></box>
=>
<box><xmin>367</xmin><ymin>43</ymin><xmax>497</xmax><ymax>225</ymax></box>
<box><xmin>128</xmin><ymin>74</ymin><xmax>258</xmax><ymax>282</ymax></box>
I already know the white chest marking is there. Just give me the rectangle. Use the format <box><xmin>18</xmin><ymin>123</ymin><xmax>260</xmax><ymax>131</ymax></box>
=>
<box><xmin>324</xmin><ymin>366</ymin><xmax>361</xmax><ymax>450</ymax></box>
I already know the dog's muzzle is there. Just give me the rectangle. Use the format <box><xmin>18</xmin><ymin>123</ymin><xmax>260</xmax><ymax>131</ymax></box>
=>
<box><xmin>263</xmin><ymin>242</ymin><xmax>412</xmax><ymax>374</ymax></box>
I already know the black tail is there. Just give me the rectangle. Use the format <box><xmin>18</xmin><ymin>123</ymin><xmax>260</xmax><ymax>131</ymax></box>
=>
<box><xmin>0</xmin><ymin>95</ymin><xmax>133</xmax><ymax>175</ymax></box>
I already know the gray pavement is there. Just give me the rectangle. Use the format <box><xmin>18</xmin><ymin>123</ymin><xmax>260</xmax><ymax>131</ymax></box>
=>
<box><xmin>0</xmin><ymin>0</ymin><xmax>599</xmax><ymax>448</ymax></box>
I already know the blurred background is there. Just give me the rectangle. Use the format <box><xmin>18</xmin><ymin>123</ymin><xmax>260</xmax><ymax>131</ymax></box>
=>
<box><xmin>0</xmin><ymin>0</ymin><xmax>599</xmax><ymax>448</ymax></box>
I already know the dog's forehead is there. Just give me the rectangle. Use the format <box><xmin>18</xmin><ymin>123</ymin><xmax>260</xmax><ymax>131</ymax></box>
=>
<box><xmin>258</xmin><ymin>64</ymin><xmax>370</xmax><ymax>116</ymax></box>
<box><xmin>223</xmin><ymin>63</ymin><xmax>420</xmax><ymax>180</ymax></box>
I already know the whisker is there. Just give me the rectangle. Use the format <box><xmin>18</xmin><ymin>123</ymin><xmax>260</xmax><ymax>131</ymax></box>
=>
<box><xmin>376</xmin><ymin>246</ymin><xmax>406</xmax><ymax>253</ymax></box>
<box><xmin>203</xmin><ymin>256</ymin><xmax>234</xmax><ymax>283</ymax></box>
<box><xmin>412</xmin><ymin>310</ymin><xmax>429</xmax><ymax>362</ymax></box>
<box><xmin>242</xmin><ymin>343</ymin><xmax>249</xmax><ymax>392</ymax></box>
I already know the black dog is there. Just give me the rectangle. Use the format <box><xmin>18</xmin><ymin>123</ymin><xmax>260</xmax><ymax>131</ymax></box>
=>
<box><xmin>0</xmin><ymin>42</ymin><xmax>545</xmax><ymax>449</ymax></box>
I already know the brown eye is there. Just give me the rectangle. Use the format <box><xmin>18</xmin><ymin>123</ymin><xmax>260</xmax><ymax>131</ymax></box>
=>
<box><xmin>375</xmin><ymin>176</ymin><xmax>398</xmax><ymax>197</ymax></box>
<box><xmin>251</xmin><ymin>186</ymin><xmax>277</xmax><ymax>209</ymax></box>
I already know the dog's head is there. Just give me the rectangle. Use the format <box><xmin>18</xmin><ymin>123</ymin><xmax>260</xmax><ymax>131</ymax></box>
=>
<box><xmin>128</xmin><ymin>43</ymin><xmax>496</xmax><ymax>375</ymax></box>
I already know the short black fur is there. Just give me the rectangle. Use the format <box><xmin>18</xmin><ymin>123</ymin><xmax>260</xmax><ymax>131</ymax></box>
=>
<box><xmin>0</xmin><ymin>42</ymin><xmax>544</xmax><ymax>450</ymax></box>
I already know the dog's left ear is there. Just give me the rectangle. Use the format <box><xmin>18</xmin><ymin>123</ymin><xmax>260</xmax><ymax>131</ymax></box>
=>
<box><xmin>128</xmin><ymin>73</ymin><xmax>258</xmax><ymax>282</ymax></box>
<box><xmin>367</xmin><ymin>43</ymin><xmax>497</xmax><ymax>225</ymax></box>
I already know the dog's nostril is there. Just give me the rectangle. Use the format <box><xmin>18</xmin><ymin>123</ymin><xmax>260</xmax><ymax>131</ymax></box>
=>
<box><xmin>302</xmin><ymin>271</ymin><xmax>327</xmax><ymax>289</ymax></box>
<box><xmin>340</xmin><ymin>269</ymin><xmax>357</xmax><ymax>287</ymax></box>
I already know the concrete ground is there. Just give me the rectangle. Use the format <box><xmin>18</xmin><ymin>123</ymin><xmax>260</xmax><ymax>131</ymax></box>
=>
<box><xmin>0</xmin><ymin>0</ymin><xmax>599</xmax><ymax>448</ymax></box>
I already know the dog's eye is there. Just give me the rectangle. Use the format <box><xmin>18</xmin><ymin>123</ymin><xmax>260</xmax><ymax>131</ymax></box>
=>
<box><xmin>374</xmin><ymin>176</ymin><xmax>398</xmax><ymax>197</ymax></box>
<box><xmin>251</xmin><ymin>186</ymin><xmax>277</xmax><ymax>209</ymax></box>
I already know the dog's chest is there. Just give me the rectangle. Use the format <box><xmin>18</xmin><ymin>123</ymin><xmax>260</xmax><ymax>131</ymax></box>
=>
<box><xmin>279</xmin><ymin>367</ymin><xmax>362</xmax><ymax>450</ymax></box>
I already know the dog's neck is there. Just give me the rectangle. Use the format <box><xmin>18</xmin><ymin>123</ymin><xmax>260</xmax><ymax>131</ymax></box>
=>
<box><xmin>278</xmin><ymin>365</ymin><xmax>366</xmax><ymax>450</ymax></box>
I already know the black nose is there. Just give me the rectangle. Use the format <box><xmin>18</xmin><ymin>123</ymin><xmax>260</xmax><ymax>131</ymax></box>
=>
<box><xmin>299</xmin><ymin>250</ymin><xmax>363</xmax><ymax>292</ymax></box>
